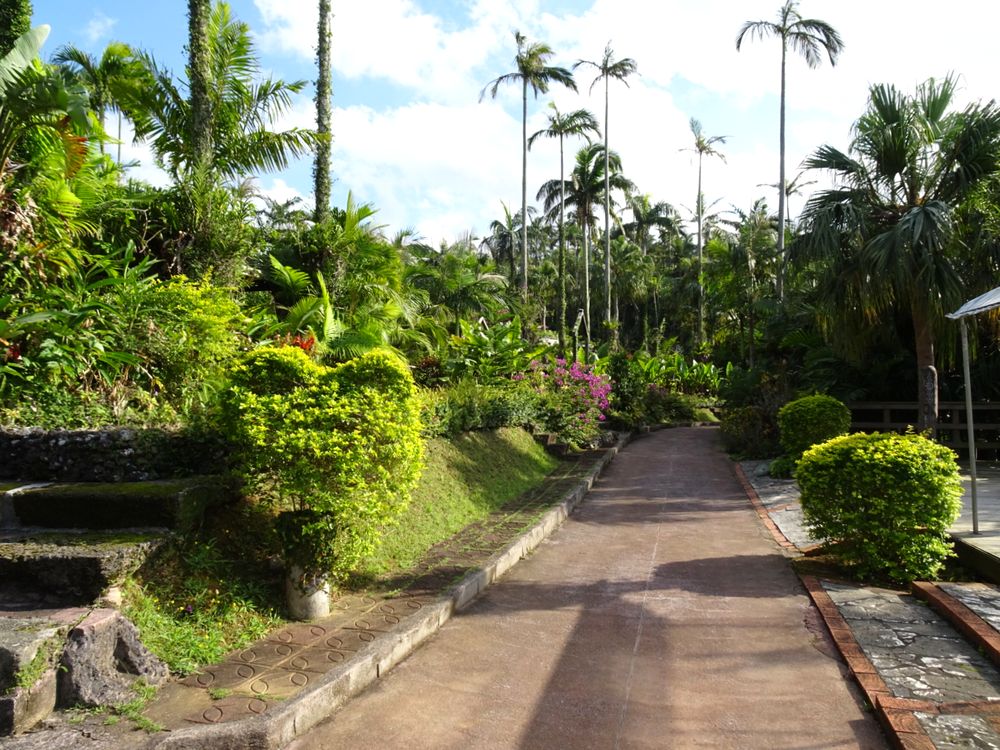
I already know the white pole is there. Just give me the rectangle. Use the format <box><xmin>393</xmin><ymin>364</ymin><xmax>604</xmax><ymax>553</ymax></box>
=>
<box><xmin>960</xmin><ymin>318</ymin><xmax>979</xmax><ymax>534</ymax></box>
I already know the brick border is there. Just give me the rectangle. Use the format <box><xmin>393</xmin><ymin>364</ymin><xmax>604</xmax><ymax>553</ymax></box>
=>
<box><xmin>731</xmin><ymin>462</ymin><xmax>797</xmax><ymax>551</ymax></box>
<box><xmin>912</xmin><ymin>581</ymin><xmax>1000</xmax><ymax>667</ymax></box>
<box><xmin>798</xmin><ymin>575</ymin><xmax>935</xmax><ymax>749</ymax></box>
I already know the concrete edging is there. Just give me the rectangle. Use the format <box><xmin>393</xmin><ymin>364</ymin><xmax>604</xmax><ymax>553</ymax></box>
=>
<box><xmin>148</xmin><ymin>432</ymin><xmax>631</xmax><ymax>749</ymax></box>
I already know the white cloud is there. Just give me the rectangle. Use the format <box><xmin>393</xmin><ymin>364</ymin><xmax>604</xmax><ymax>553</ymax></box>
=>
<box><xmin>245</xmin><ymin>0</ymin><xmax>1000</xmax><ymax>244</ymax></box>
<box><xmin>84</xmin><ymin>11</ymin><xmax>117</xmax><ymax>45</ymax></box>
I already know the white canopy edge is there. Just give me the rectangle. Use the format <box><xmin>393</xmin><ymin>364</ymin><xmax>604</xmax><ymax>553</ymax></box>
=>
<box><xmin>947</xmin><ymin>285</ymin><xmax>1000</xmax><ymax>319</ymax></box>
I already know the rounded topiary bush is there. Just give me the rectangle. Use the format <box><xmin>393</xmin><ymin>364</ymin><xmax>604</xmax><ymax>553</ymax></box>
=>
<box><xmin>797</xmin><ymin>431</ymin><xmax>962</xmax><ymax>583</ymax></box>
<box><xmin>777</xmin><ymin>394</ymin><xmax>851</xmax><ymax>459</ymax></box>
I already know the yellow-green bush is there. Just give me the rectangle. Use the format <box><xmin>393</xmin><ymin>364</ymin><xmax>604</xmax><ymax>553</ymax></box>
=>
<box><xmin>777</xmin><ymin>394</ymin><xmax>851</xmax><ymax>459</ymax></box>
<box><xmin>797</xmin><ymin>431</ymin><xmax>962</xmax><ymax>583</ymax></box>
<box><xmin>220</xmin><ymin>346</ymin><xmax>424</xmax><ymax>580</ymax></box>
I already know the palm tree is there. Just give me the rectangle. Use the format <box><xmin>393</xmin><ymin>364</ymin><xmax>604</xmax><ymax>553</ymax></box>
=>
<box><xmin>53</xmin><ymin>41</ymin><xmax>141</xmax><ymax>161</ymax></box>
<box><xmin>405</xmin><ymin>243</ymin><xmax>507</xmax><ymax>333</ymax></box>
<box><xmin>684</xmin><ymin>118</ymin><xmax>726</xmax><ymax>347</ymax></box>
<box><xmin>737</xmin><ymin>0</ymin><xmax>844</xmax><ymax>300</ymax></box>
<box><xmin>480</xmin><ymin>31</ymin><xmax>576</xmax><ymax>302</ymax></box>
<box><xmin>798</xmin><ymin>76</ymin><xmax>1000</xmax><ymax>430</ymax></box>
<box><xmin>538</xmin><ymin>142</ymin><xmax>632</xmax><ymax>359</ymax></box>
<box><xmin>575</xmin><ymin>43</ymin><xmax>637</xmax><ymax>332</ymax></box>
<box><xmin>481</xmin><ymin>201</ymin><xmax>519</xmax><ymax>283</ymax></box>
<box><xmin>125</xmin><ymin>3</ymin><xmax>318</xmax><ymax>182</ymax></box>
<box><xmin>0</xmin><ymin>26</ymin><xmax>89</xmax><ymax>190</ymax></box>
<box><xmin>314</xmin><ymin>0</ymin><xmax>332</xmax><ymax>223</ymax></box>
<box><xmin>528</xmin><ymin>103</ymin><xmax>599</xmax><ymax>354</ymax></box>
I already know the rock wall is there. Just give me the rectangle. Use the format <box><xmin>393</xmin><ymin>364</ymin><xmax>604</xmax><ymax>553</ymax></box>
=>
<box><xmin>0</xmin><ymin>428</ymin><xmax>228</xmax><ymax>482</ymax></box>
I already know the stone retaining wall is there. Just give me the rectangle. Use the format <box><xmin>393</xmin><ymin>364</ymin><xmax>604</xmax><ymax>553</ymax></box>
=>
<box><xmin>0</xmin><ymin>428</ymin><xmax>228</xmax><ymax>482</ymax></box>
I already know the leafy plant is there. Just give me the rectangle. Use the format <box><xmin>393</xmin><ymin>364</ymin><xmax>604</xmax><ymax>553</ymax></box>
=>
<box><xmin>219</xmin><ymin>346</ymin><xmax>424</xmax><ymax>581</ymax></box>
<box><xmin>797</xmin><ymin>431</ymin><xmax>962</xmax><ymax>583</ymax></box>
<box><xmin>777</xmin><ymin>394</ymin><xmax>851</xmax><ymax>459</ymax></box>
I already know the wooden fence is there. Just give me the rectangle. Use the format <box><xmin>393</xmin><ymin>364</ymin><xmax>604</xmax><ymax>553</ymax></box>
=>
<box><xmin>848</xmin><ymin>401</ymin><xmax>1000</xmax><ymax>458</ymax></box>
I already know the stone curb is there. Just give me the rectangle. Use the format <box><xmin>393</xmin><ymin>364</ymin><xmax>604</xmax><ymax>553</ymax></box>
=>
<box><xmin>798</xmin><ymin>575</ymin><xmax>934</xmax><ymax>750</ymax></box>
<box><xmin>144</xmin><ymin>432</ymin><xmax>631</xmax><ymax>749</ymax></box>
<box><xmin>911</xmin><ymin>581</ymin><xmax>1000</xmax><ymax>668</ymax></box>
<box><xmin>730</xmin><ymin>462</ymin><xmax>798</xmax><ymax>552</ymax></box>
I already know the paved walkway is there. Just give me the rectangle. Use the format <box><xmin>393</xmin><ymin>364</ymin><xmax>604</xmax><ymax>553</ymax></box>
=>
<box><xmin>288</xmin><ymin>427</ymin><xmax>886</xmax><ymax>749</ymax></box>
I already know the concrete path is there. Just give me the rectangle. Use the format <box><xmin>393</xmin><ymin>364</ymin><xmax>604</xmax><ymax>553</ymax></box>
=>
<box><xmin>288</xmin><ymin>427</ymin><xmax>886</xmax><ymax>749</ymax></box>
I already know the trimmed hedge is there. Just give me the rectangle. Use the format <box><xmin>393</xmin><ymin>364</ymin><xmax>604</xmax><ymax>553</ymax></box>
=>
<box><xmin>220</xmin><ymin>346</ymin><xmax>423</xmax><ymax>580</ymax></box>
<box><xmin>797</xmin><ymin>431</ymin><xmax>962</xmax><ymax>583</ymax></box>
<box><xmin>777</xmin><ymin>394</ymin><xmax>851</xmax><ymax>459</ymax></box>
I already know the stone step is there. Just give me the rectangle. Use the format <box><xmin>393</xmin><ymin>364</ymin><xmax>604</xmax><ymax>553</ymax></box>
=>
<box><xmin>0</xmin><ymin>476</ymin><xmax>229</xmax><ymax>531</ymax></box>
<box><xmin>0</xmin><ymin>531</ymin><xmax>166</xmax><ymax>608</ymax></box>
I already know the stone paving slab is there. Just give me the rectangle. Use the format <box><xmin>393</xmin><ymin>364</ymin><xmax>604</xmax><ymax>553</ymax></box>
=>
<box><xmin>939</xmin><ymin>583</ymin><xmax>1000</xmax><ymax>634</ymax></box>
<box><xmin>822</xmin><ymin>581</ymin><xmax>1000</xmax><ymax>704</ymax></box>
<box><xmin>916</xmin><ymin>712</ymin><xmax>1000</xmax><ymax>749</ymax></box>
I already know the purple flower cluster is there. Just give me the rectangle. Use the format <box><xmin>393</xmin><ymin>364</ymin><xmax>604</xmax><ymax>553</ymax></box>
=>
<box><xmin>524</xmin><ymin>358</ymin><xmax>613</xmax><ymax>442</ymax></box>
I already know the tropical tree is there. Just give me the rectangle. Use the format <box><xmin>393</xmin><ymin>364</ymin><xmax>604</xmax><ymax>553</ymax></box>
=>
<box><xmin>405</xmin><ymin>243</ymin><xmax>507</xmax><ymax>333</ymax></box>
<box><xmin>126</xmin><ymin>3</ymin><xmax>318</xmax><ymax>182</ymax></box>
<box><xmin>481</xmin><ymin>201</ymin><xmax>520</xmax><ymax>283</ymax></box>
<box><xmin>480</xmin><ymin>31</ymin><xmax>576</xmax><ymax>302</ymax></box>
<box><xmin>314</xmin><ymin>0</ymin><xmax>332</xmax><ymax>223</ymax></box>
<box><xmin>538</xmin><ymin>142</ymin><xmax>632</xmax><ymax>358</ymax></box>
<box><xmin>528</xmin><ymin>103</ymin><xmax>599</xmax><ymax>354</ymax></box>
<box><xmin>684</xmin><ymin>118</ymin><xmax>726</xmax><ymax>346</ymax></box>
<box><xmin>797</xmin><ymin>76</ymin><xmax>1000</xmax><ymax>430</ymax></box>
<box><xmin>622</xmin><ymin>194</ymin><xmax>682</xmax><ymax>347</ymax></box>
<box><xmin>0</xmin><ymin>26</ymin><xmax>90</xmax><ymax>191</ymax></box>
<box><xmin>53</xmin><ymin>41</ymin><xmax>143</xmax><ymax>161</ymax></box>
<box><xmin>736</xmin><ymin>0</ymin><xmax>844</xmax><ymax>299</ymax></box>
<box><xmin>575</xmin><ymin>42</ymin><xmax>637</xmax><ymax>332</ymax></box>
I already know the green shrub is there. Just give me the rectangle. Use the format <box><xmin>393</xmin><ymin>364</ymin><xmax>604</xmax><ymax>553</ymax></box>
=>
<box><xmin>720</xmin><ymin>405</ymin><xmax>780</xmax><ymax>458</ymax></box>
<box><xmin>643</xmin><ymin>384</ymin><xmax>697</xmax><ymax>424</ymax></box>
<box><xmin>777</xmin><ymin>394</ymin><xmax>851</xmax><ymax>459</ymax></box>
<box><xmin>797</xmin><ymin>432</ymin><xmax>962</xmax><ymax>583</ymax></box>
<box><xmin>220</xmin><ymin>346</ymin><xmax>424</xmax><ymax>581</ymax></box>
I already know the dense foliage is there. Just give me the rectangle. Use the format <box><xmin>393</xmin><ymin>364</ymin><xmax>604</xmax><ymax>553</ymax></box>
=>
<box><xmin>797</xmin><ymin>432</ymin><xmax>963</xmax><ymax>582</ymax></box>
<box><xmin>777</xmin><ymin>394</ymin><xmax>851</xmax><ymax>459</ymax></box>
<box><xmin>220</xmin><ymin>347</ymin><xmax>424</xmax><ymax>579</ymax></box>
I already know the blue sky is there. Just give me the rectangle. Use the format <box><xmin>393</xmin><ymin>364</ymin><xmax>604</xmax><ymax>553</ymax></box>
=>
<box><xmin>31</xmin><ymin>0</ymin><xmax>1000</xmax><ymax>245</ymax></box>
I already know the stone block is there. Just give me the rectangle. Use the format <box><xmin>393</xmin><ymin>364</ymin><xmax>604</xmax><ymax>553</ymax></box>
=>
<box><xmin>58</xmin><ymin>609</ymin><xmax>168</xmax><ymax>708</ymax></box>
<box><xmin>0</xmin><ymin>668</ymin><xmax>56</xmax><ymax>735</ymax></box>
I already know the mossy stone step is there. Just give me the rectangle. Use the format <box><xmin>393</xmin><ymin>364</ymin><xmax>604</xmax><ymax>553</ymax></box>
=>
<box><xmin>2</xmin><ymin>476</ymin><xmax>230</xmax><ymax>531</ymax></box>
<box><xmin>0</xmin><ymin>532</ymin><xmax>165</xmax><ymax>607</ymax></box>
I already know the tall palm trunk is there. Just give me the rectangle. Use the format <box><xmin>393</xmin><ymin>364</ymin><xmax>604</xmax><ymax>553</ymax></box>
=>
<box><xmin>314</xmin><ymin>0</ymin><xmax>332</xmax><ymax>223</ymax></box>
<box><xmin>776</xmin><ymin>40</ymin><xmax>787</xmax><ymax>300</ymax></box>
<box><xmin>912</xmin><ymin>301</ymin><xmax>938</xmax><ymax>433</ymax></box>
<box><xmin>583</xmin><ymin>214</ymin><xmax>591</xmax><ymax>361</ymax></box>
<box><xmin>558</xmin><ymin>132</ymin><xmax>567</xmax><ymax>356</ymax></box>
<box><xmin>696</xmin><ymin>152</ymin><xmax>704</xmax><ymax>347</ymax></box>
<box><xmin>603</xmin><ymin>79</ymin><xmax>612</xmax><ymax>333</ymax></box>
<box><xmin>521</xmin><ymin>79</ymin><xmax>529</xmax><ymax>301</ymax></box>
<box><xmin>187</xmin><ymin>0</ymin><xmax>212</xmax><ymax>174</ymax></box>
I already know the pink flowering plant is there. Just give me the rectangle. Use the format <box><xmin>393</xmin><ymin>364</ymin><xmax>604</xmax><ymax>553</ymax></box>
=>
<box><xmin>520</xmin><ymin>358</ymin><xmax>612</xmax><ymax>447</ymax></box>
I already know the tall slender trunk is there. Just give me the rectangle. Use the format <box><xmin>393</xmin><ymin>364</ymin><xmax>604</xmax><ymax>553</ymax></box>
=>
<box><xmin>558</xmin><ymin>133</ymin><xmax>567</xmax><ymax>357</ymax></box>
<box><xmin>696</xmin><ymin>152</ymin><xmax>704</xmax><ymax>347</ymax></box>
<box><xmin>521</xmin><ymin>79</ymin><xmax>529</xmax><ymax>302</ymax></box>
<box><xmin>188</xmin><ymin>0</ymin><xmax>212</xmax><ymax>174</ymax></box>
<box><xmin>583</xmin><ymin>214</ymin><xmax>591</xmax><ymax>361</ymax></box>
<box><xmin>314</xmin><ymin>0</ymin><xmax>333</xmax><ymax>224</ymax></box>
<box><xmin>116</xmin><ymin>110</ymin><xmax>122</xmax><ymax>165</ymax></box>
<box><xmin>776</xmin><ymin>39</ymin><xmax>787</xmax><ymax>301</ymax></box>
<box><xmin>912</xmin><ymin>301</ymin><xmax>938</xmax><ymax>433</ymax></box>
<box><xmin>603</xmin><ymin>79</ymin><xmax>612</xmax><ymax>334</ymax></box>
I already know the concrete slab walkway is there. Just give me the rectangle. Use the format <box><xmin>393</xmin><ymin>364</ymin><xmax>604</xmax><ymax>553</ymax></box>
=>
<box><xmin>288</xmin><ymin>427</ymin><xmax>886</xmax><ymax>749</ymax></box>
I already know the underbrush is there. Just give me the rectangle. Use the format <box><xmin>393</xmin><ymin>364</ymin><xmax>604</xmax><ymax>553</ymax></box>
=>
<box><xmin>123</xmin><ymin>538</ymin><xmax>283</xmax><ymax>675</ymax></box>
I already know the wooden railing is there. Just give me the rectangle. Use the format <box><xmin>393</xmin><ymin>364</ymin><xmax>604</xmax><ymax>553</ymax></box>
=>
<box><xmin>848</xmin><ymin>401</ymin><xmax>1000</xmax><ymax>458</ymax></box>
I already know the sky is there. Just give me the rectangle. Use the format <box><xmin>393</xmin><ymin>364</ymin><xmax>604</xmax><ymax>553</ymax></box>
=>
<box><xmin>30</xmin><ymin>0</ymin><xmax>1000</xmax><ymax>247</ymax></box>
